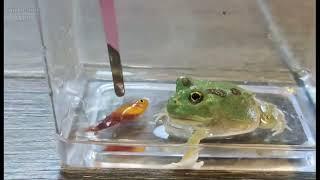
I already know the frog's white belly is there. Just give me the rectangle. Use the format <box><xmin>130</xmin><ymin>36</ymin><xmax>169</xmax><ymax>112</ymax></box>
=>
<box><xmin>163</xmin><ymin>117</ymin><xmax>260</xmax><ymax>140</ymax></box>
<box><xmin>153</xmin><ymin>108</ymin><xmax>261</xmax><ymax>140</ymax></box>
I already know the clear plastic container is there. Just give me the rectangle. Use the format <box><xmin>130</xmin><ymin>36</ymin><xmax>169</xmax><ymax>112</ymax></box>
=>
<box><xmin>37</xmin><ymin>0</ymin><xmax>315</xmax><ymax>172</ymax></box>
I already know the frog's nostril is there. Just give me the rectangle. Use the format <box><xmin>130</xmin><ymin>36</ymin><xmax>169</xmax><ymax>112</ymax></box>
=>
<box><xmin>169</xmin><ymin>98</ymin><xmax>178</xmax><ymax>105</ymax></box>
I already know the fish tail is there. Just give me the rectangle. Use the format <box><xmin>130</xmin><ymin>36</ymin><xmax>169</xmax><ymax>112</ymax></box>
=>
<box><xmin>85</xmin><ymin>115</ymin><xmax>120</xmax><ymax>132</ymax></box>
<box><xmin>104</xmin><ymin>145</ymin><xmax>145</xmax><ymax>152</ymax></box>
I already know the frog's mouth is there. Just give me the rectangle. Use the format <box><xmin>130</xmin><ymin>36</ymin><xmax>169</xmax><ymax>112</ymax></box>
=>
<box><xmin>161</xmin><ymin>116</ymin><xmax>198</xmax><ymax>140</ymax></box>
<box><xmin>167</xmin><ymin>114</ymin><xmax>211</xmax><ymax>127</ymax></box>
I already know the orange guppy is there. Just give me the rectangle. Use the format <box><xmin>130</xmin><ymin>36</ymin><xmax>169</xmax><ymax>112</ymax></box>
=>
<box><xmin>86</xmin><ymin>98</ymin><xmax>149</xmax><ymax>132</ymax></box>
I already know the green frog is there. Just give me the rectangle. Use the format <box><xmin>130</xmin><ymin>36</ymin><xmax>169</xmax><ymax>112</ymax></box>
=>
<box><xmin>154</xmin><ymin>76</ymin><xmax>291</xmax><ymax>169</ymax></box>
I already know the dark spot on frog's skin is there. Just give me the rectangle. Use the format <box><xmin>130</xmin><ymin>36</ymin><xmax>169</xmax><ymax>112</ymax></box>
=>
<box><xmin>222</xmin><ymin>11</ymin><xmax>227</xmax><ymax>15</ymax></box>
<box><xmin>231</xmin><ymin>88</ymin><xmax>241</xmax><ymax>95</ymax></box>
<box><xmin>206</xmin><ymin>88</ymin><xmax>227</xmax><ymax>97</ymax></box>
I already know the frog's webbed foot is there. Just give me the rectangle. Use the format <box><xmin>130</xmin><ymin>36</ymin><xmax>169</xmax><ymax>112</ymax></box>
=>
<box><xmin>153</xmin><ymin>112</ymin><xmax>167</xmax><ymax>122</ymax></box>
<box><xmin>164</xmin><ymin>160</ymin><xmax>204</xmax><ymax>169</ymax></box>
<box><xmin>162</xmin><ymin>148</ymin><xmax>204</xmax><ymax>169</ymax></box>
<box><xmin>153</xmin><ymin>108</ymin><xmax>169</xmax><ymax>125</ymax></box>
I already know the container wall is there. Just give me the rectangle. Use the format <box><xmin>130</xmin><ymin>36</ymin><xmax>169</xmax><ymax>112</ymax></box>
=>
<box><xmin>38</xmin><ymin>0</ymin><xmax>89</xmax><ymax>136</ymax></box>
<box><xmin>114</xmin><ymin>0</ymin><xmax>291</xmax><ymax>82</ymax></box>
<box><xmin>74</xmin><ymin>0</ymin><xmax>315</xmax><ymax>84</ymax></box>
<box><xmin>39</xmin><ymin>0</ymin><xmax>316</xmax><ymax>83</ymax></box>
<box><xmin>265</xmin><ymin>0</ymin><xmax>315</xmax><ymax>80</ymax></box>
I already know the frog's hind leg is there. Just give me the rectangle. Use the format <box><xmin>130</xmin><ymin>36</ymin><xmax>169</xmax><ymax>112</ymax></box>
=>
<box><xmin>269</xmin><ymin>109</ymin><xmax>292</xmax><ymax>136</ymax></box>
<box><xmin>259</xmin><ymin>101</ymin><xmax>292</xmax><ymax>136</ymax></box>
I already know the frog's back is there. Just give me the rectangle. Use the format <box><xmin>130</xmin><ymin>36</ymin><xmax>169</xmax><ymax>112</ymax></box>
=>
<box><xmin>194</xmin><ymin>80</ymin><xmax>249</xmax><ymax>94</ymax></box>
<box><xmin>193</xmin><ymin>79</ymin><xmax>259</xmax><ymax>122</ymax></box>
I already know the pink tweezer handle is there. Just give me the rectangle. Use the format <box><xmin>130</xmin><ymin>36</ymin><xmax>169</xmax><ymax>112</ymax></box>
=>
<box><xmin>99</xmin><ymin>0</ymin><xmax>119</xmax><ymax>50</ymax></box>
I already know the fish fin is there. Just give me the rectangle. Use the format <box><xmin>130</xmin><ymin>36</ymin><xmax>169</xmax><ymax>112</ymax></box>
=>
<box><xmin>85</xmin><ymin>115</ymin><xmax>120</xmax><ymax>132</ymax></box>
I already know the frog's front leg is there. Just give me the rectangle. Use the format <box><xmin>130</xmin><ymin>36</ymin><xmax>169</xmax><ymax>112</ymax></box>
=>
<box><xmin>164</xmin><ymin>147</ymin><xmax>204</xmax><ymax>169</ymax></box>
<box><xmin>153</xmin><ymin>108</ymin><xmax>169</xmax><ymax>125</ymax></box>
<box><xmin>258</xmin><ymin>101</ymin><xmax>292</xmax><ymax>136</ymax></box>
<box><xmin>163</xmin><ymin>128</ymin><xmax>208</xmax><ymax>169</ymax></box>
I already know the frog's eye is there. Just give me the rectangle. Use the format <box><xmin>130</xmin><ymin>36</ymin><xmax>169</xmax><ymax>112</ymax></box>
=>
<box><xmin>182</xmin><ymin>78</ymin><xmax>191</xmax><ymax>87</ymax></box>
<box><xmin>179</xmin><ymin>76</ymin><xmax>191</xmax><ymax>87</ymax></box>
<box><xmin>189</xmin><ymin>91</ymin><xmax>203</xmax><ymax>104</ymax></box>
